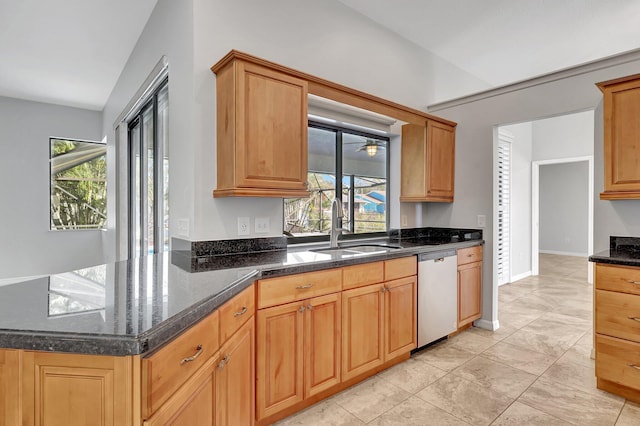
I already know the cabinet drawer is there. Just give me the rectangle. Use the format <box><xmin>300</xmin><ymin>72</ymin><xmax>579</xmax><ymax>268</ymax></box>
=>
<box><xmin>258</xmin><ymin>269</ymin><xmax>342</xmax><ymax>309</ymax></box>
<box><xmin>596</xmin><ymin>289</ymin><xmax>640</xmax><ymax>343</ymax></box>
<box><xmin>219</xmin><ymin>284</ymin><xmax>255</xmax><ymax>344</ymax></box>
<box><xmin>343</xmin><ymin>261</ymin><xmax>384</xmax><ymax>290</ymax></box>
<box><xmin>384</xmin><ymin>257</ymin><xmax>417</xmax><ymax>281</ymax></box>
<box><xmin>596</xmin><ymin>334</ymin><xmax>640</xmax><ymax>391</ymax></box>
<box><xmin>142</xmin><ymin>310</ymin><xmax>219</xmax><ymax>418</ymax></box>
<box><xmin>596</xmin><ymin>263</ymin><xmax>640</xmax><ymax>295</ymax></box>
<box><xmin>458</xmin><ymin>245</ymin><xmax>482</xmax><ymax>266</ymax></box>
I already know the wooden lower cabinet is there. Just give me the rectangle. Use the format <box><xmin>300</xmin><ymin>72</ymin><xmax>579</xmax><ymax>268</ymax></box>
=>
<box><xmin>341</xmin><ymin>284</ymin><xmax>385</xmax><ymax>381</ymax></box>
<box><xmin>256</xmin><ymin>293</ymin><xmax>341</xmax><ymax>421</ymax></box>
<box><xmin>0</xmin><ymin>349</ymin><xmax>20</xmax><ymax>426</ymax></box>
<box><xmin>216</xmin><ymin>318</ymin><xmax>255</xmax><ymax>426</ymax></box>
<box><xmin>384</xmin><ymin>276</ymin><xmax>417</xmax><ymax>360</ymax></box>
<box><xmin>21</xmin><ymin>351</ymin><xmax>134</xmax><ymax>426</ymax></box>
<box><xmin>342</xmin><ymin>277</ymin><xmax>417</xmax><ymax>381</ymax></box>
<box><xmin>144</xmin><ymin>357</ymin><xmax>216</xmax><ymax>426</ymax></box>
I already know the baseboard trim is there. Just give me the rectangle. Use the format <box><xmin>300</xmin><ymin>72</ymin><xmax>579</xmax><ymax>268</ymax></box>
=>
<box><xmin>510</xmin><ymin>271</ymin><xmax>532</xmax><ymax>283</ymax></box>
<box><xmin>539</xmin><ymin>250</ymin><xmax>588</xmax><ymax>257</ymax></box>
<box><xmin>474</xmin><ymin>319</ymin><xmax>499</xmax><ymax>331</ymax></box>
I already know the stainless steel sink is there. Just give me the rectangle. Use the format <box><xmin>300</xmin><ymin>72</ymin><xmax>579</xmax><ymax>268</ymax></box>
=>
<box><xmin>310</xmin><ymin>244</ymin><xmax>400</xmax><ymax>256</ymax></box>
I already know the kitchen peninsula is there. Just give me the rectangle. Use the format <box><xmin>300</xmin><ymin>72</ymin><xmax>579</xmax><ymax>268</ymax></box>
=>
<box><xmin>0</xmin><ymin>228</ymin><xmax>481</xmax><ymax>425</ymax></box>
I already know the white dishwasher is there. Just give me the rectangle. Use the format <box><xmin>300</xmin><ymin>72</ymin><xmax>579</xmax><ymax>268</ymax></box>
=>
<box><xmin>417</xmin><ymin>249</ymin><xmax>458</xmax><ymax>348</ymax></box>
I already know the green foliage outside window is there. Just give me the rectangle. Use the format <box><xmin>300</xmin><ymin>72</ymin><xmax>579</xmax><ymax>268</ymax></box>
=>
<box><xmin>50</xmin><ymin>138</ymin><xmax>107</xmax><ymax>230</ymax></box>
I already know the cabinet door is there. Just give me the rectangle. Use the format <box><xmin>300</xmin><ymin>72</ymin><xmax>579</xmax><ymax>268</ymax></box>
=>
<box><xmin>0</xmin><ymin>349</ymin><xmax>19</xmax><ymax>426</ymax></box>
<box><xmin>304</xmin><ymin>293</ymin><xmax>341</xmax><ymax>398</ymax></box>
<box><xmin>400</xmin><ymin>123</ymin><xmax>428</xmax><ymax>200</ymax></box>
<box><xmin>236</xmin><ymin>61</ymin><xmax>308</xmax><ymax>192</ymax></box>
<box><xmin>342</xmin><ymin>284</ymin><xmax>384</xmax><ymax>381</ymax></box>
<box><xmin>144</xmin><ymin>357</ymin><xmax>216</xmax><ymax>426</ymax></box>
<box><xmin>256</xmin><ymin>301</ymin><xmax>304</xmax><ymax>420</ymax></box>
<box><xmin>216</xmin><ymin>318</ymin><xmax>255</xmax><ymax>426</ymax></box>
<box><xmin>458</xmin><ymin>261</ymin><xmax>482</xmax><ymax>327</ymax></box>
<box><xmin>426</xmin><ymin>121</ymin><xmax>455</xmax><ymax>202</ymax></box>
<box><xmin>22</xmin><ymin>352</ymin><xmax>133</xmax><ymax>426</ymax></box>
<box><xmin>602</xmin><ymin>78</ymin><xmax>640</xmax><ymax>196</ymax></box>
<box><xmin>384</xmin><ymin>276</ymin><xmax>417</xmax><ymax>360</ymax></box>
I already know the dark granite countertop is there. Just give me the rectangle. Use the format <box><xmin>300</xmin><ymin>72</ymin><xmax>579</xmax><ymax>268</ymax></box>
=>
<box><xmin>589</xmin><ymin>236</ymin><xmax>640</xmax><ymax>267</ymax></box>
<box><xmin>0</xmin><ymin>231</ymin><xmax>482</xmax><ymax>356</ymax></box>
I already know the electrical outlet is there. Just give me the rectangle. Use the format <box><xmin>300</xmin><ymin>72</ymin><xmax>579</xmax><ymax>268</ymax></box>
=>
<box><xmin>401</xmin><ymin>214</ymin><xmax>408</xmax><ymax>227</ymax></box>
<box><xmin>237</xmin><ymin>217</ymin><xmax>250</xmax><ymax>236</ymax></box>
<box><xmin>255</xmin><ymin>217</ymin><xmax>270</xmax><ymax>234</ymax></box>
<box><xmin>477</xmin><ymin>215</ymin><xmax>486</xmax><ymax>228</ymax></box>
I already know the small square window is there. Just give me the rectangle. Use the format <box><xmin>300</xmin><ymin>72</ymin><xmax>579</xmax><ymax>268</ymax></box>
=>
<box><xmin>50</xmin><ymin>138</ymin><xmax>107</xmax><ymax>230</ymax></box>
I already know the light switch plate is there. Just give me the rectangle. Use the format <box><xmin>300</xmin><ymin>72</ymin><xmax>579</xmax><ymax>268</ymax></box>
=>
<box><xmin>477</xmin><ymin>215</ymin><xmax>486</xmax><ymax>228</ymax></box>
<box><xmin>255</xmin><ymin>217</ymin><xmax>270</xmax><ymax>234</ymax></box>
<box><xmin>238</xmin><ymin>217</ymin><xmax>250</xmax><ymax>236</ymax></box>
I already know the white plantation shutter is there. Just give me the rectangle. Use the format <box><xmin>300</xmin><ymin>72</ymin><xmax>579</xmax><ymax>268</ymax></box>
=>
<box><xmin>497</xmin><ymin>137</ymin><xmax>511</xmax><ymax>286</ymax></box>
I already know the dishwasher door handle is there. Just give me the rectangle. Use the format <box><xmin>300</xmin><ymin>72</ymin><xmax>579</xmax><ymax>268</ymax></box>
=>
<box><xmin>434</xmin><ymin>258</ymin><xmax>445</xmax><ymax>262</ymax></box>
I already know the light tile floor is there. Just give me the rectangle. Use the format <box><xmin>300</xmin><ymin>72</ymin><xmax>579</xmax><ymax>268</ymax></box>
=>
<box><xmin>277</xmin><ymin>254</ymin><xmax>640</xmax><ymax>425</ymax></box>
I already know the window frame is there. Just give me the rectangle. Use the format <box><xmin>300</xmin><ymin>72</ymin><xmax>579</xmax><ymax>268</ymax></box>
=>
<box><xmin>286</xmin><ymin>120</ymin><xmax>390</xmax><ymax>244</ymax></box>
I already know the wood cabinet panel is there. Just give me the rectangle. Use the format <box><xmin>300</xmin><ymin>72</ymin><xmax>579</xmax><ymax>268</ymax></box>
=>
<box><xmin>219</xmin><ymin>284</ymin><xmax>255</xmax><ymax>345</ymax></box>
<box><xmin>458</xmin><ymin>261</ymin><xmax>482</xmax><ymax>328</ymax></box>
<box><xmin>257</xmin><ymin>269</ymin><xmax>342</xmax><ymax>309</ymax></box>
<box><xmin>142</xmin><ymin>310</ymin><xmax>219</xmax><ymax>418</ymax></box>
<box><xmin>598</xmin><ymin>74</ymin><xmax>640</xmax><ymax>199</ymax></box>
<box><xmin>0</xmin><ymin>349</ymin><xmax>20</xmax><ymax>426</ymax></box>
<box><xmin>457</xmin><ymin>245</ymin><xmax>483</xmax><ymax>266</ymax></box>
<box><xmin>342</xmin><ymin>261</ymin><xmax>383</xmax><ymax>290</ymax></box>
<box><xmin>595</xmin><ymin>263</ymin><xmax>640</xmax><ymax>295</ymax></box>
<box><xmin>304</xmin><ymin>293</ymin><xmax>341</xmax><ymax>398</ymax></box>
<box><xmin>256</xmin><ymin>301</ymin><xmax>304</xmax><ymax>419</ymax></box>
<box><xmin>596</xmin><ymin>334</ymin><xmax>640</xmax><ymax>391</ymax></box>
<box><xmin>22</xmin><ymin>351</ymin><xmax>133</xmax><ymax>426</ymax></box>
<box><xmin>212</xmin><ymin>54</ymin><xmax>309</xmax><ymax>198</ymax></box>
<box><xmin>341</xmin><ymin>284</ymin><xmax>384</xmax><ymax>381</ymax></box>
<box><xmin>384</xmin><ymin>256</ymin><xmax>417</xmax><ymax>281</ymax></box>
<box><xmin>426</xmin><ymin>121</ymin><xmax>456</xmax><ymax>201</ymax></box>
<box><xmin>143</xmin><ymin>357</ymin><xmax>216</xmax><ymax>426</ymax></box>
<box><xmin>384</xmin><ymin>276</ymin><xmax>417</xmax><ymax>360</ymax></box>
<box><xmin>216</xmin><ymin>318</ymin><xmax>255</xmax><ymax>426</ymax></box>
<box><xmin>596</xmin><ymin>289</ymin><xmax>640</xmax><ymax>343</ymax></box>
<box><xmin>400</xmin><ymin>122</ymin><xmax>455</xmax><ymax>202</ymax></box>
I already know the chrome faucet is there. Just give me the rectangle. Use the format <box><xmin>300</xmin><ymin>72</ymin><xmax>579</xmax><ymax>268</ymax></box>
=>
<box><xmin>330</xmin><ymin>198</ymin><xmax>344</xmax><ymax>248</ymax></box>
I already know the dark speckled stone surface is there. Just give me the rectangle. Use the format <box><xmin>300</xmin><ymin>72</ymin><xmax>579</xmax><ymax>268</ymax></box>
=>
<box><xmin>1</xmin><ymin>230</ymin><xmax>483</xmax><ymax>356</ymax></box>
<box><xmin>589</xmin><ymin>236</ymin><xmax>640</xmax><ymax>267</ymax></box>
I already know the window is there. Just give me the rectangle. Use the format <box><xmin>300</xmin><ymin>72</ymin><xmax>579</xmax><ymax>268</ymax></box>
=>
<box><xmin>284</xmin><ymin>122</ymin><xmax>389</xmax><ymax>238</ymax></box>
<box><xmin>50</xmin><ymin>138</ymin><xmax>107</xmax><ymax>230</ymax></box>
<box><xmin>128</xmin><ymin>77</ymin><xmax>169</xmax><ymax>257</ymax></box>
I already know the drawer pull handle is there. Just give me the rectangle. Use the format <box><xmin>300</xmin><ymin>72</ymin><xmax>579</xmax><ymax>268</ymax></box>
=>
<box><xmin>218</xmin><ymin>354</ymin><xmax>230</xmax><ymax>370</ymax></box>
<box><xmin>467</xmin><ymin>254</ymin><xmax>474</xmax><ymax>258</ymax></box>
<box><xmin>628</xmin><ymin>363</ymin><xmax>640</xmax><ymax>370</ymax></box>
<box><xmin>627</xmin><ymin>280</ymin><xmax>640</xmax><ymax>285</ymax></box>
<box><xmin>234</xmin><ymin>306</ymin><xmax>248</xmax><ymax>317</ymax></box>
<box><xmin>180</xmin><ymin>345</ymin><xmax>203</xmax><ymax>365</ymax></box>
<box><xmin>296</xmin><ymin>284</ymin><xmax>313</xmax><ymax>290</ymax></box>
<box><xmin>629</xmin><ymin>317</ymin><xmax>640</xmax><ymax>322</ymax></box>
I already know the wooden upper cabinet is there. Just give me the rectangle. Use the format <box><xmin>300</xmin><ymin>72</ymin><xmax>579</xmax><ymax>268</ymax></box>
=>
<box><xmin>400</xmin><ymin>121</ymin><xmax>455</xmax><ymax>202</ymax></box>
<box><xmin>597</xmin><ymin>74</ymin><xmax>640</xmax><ymax>199</ymax></box>
<box><xmin>212</xmin><ymin>51</ymin><xmax>309</xmax><ymax>198</ymax></box>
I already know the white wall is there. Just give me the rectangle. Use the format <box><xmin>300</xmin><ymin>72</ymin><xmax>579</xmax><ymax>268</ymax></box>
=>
<box><xmin>539</xmin><ymin>162</ymin><xmax>589</xmax><ymax>255</ymax></box>
<box><xmin>501</xmin><ymin>123</ymin><xmax>532</xmax><ymax>281</ymax></box>
<box><xmin>188</xmin><ymin>0</ymin><xmax>490</xmax><ymax>242</ymax></box>
<box><xmin>0</xmin><ymin>96</ymin><xmax>103</xmax><ymax>278</ymax></box>
<box><xmin>427</xmin><ymin>52</ymin><xmax>640</xmax><ymax>329</ymax></box>
<box><xmin>532</xmin><ymin>111</ymin><xmax>595</xmax><ymax>161</ymax></box>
